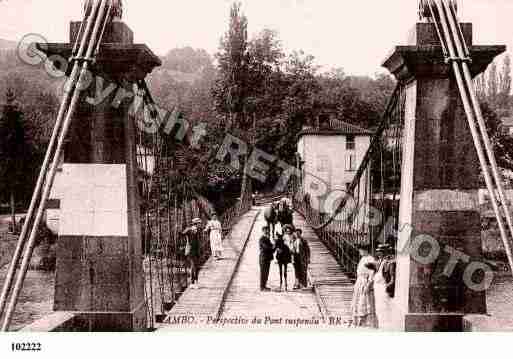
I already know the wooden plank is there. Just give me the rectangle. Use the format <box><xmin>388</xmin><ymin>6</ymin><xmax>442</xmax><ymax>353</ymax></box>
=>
<box><xmin>157</xmin><ymin>205</ymin><xmax>356</xmax><ymax>330</ymax></box>
<box><xmin>293</xmin><ymin>214</ymin><xmax>354</xmax><ymax>325</ymax></box>
<box><xmin>156</xmin><ymin>209</ymin><xmax>260</xmax><ymax>330</ymax></box>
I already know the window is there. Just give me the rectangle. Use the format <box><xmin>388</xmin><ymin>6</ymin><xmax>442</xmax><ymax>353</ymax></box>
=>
<box><xmin>346</xmin><ymin>154</ymin><xmax>356</xmax><ymax>172</ymax></box>
<box><xmin>346</xmin><ymin>135</ymin><xmax>355</xmax><ymax>150</ymax></box>
<box><xmin>317</xmin><ymin>155</ymin><xmax>330</xmax><ymax>172</ymax></box>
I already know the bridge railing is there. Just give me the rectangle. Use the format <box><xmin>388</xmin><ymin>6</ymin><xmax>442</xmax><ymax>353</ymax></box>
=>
<box><xmin>292</xmin><ymin>84</ymin><xmax>405</xmax><ymax>277</ymax></box>
<box><xmin>136</xmin><ymin>102</ymin><xmax>255</xmax><ymax>328</ymax></box>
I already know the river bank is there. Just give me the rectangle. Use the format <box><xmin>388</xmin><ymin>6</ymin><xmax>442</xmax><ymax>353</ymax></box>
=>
<box><xmin>0</xmin><ymin>266</ymin><xmax>54</xmax><ymax>331</ymax></box>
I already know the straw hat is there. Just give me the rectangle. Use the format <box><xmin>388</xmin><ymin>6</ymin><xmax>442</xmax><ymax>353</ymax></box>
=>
<box><xmin>376</xmin><ymin>243</ymin><xmax>393</xmax><ymax>253</ymax></box>
<box><xmin>192</xmin><ymin>218</ymin><xmax>201</xmax><ymax>224</ymax></box>
<box><xmin>283</xmin><ymin>224</ymin><xmax>295</xmax><ymax>233</ymax></box>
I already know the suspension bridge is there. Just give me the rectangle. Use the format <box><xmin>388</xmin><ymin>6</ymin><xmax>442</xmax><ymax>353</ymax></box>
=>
<box><xmin>1</xmin><ymin>0</ymin><xmax>513</xmax><ymax>332</ymax></box>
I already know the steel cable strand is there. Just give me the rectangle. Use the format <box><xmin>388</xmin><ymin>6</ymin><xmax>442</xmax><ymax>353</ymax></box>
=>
<box><xmin>442</xmin><ymin>0</ymin><xmax>513</xmax><ymax>270</ymax></box>
<box><xmin>429</xmin><ymin>0</ymin><xmax>513</xmax><ymax>273</ymax></box>
<box><xmin>0</xmin><ymin>0</ymin><xmax>102</xmax><ymax>321</ymax></box>
<box><xmin>1</xmin><ymin>0</ymin><xmax>113</xmax><ymax>331</ymax></box>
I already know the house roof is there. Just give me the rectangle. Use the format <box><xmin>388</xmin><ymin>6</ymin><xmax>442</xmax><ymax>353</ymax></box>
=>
<box><xmin>297</xmin><ymin>119</ymin><xmax>373</xmax><ymax>139</ymax></box>
<box><xmin>502</xmin><ymin>117</ymin><xmax>513</xmax><ymax>127</ymax></box>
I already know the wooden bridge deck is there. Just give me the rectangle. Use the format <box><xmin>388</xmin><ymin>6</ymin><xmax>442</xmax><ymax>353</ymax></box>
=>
<box><xmin>294</xmin><ymin>215</ymin><xmax>354</xmax><ymax>324</ymax></box>
<box><xmin>157</xmin><ymin>206</ymin><xmax>354</xmax><ymax>330</ymax></box>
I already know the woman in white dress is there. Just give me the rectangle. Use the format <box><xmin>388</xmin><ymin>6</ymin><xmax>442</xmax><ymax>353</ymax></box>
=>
<box><xmin>282</xmin><ymin>225</ymin><xmax>296</xmax><ymax>288</ymax></box>
<box><xmin>205</xmin><ymin>214</ymin><xmax>223</xmax><ymax>260</ymax></box>
<box><xmin>373</xmin><ymin>244</ymin><xmax>396</xmax><ymax>330</ymax></box>
<box><xmin>350</xmin><ymin>244</ymin><xmax>378</xmax><ymax>328</ymax></box>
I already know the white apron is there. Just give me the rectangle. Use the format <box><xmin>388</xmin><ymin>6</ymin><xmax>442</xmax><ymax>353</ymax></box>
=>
<box><xmin>374</xmin><ymin>260</ymin><xmax>394</xmax><ymax>330</ymax></box>
<box><xmin>206</xmin><ymin>220</ymin><xmax>223</xmax><ymax>252</ymax></box>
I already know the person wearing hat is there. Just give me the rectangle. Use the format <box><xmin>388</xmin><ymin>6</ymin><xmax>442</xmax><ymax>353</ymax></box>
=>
<box><xmin>183</xmin><ymin>218</ymin><xmax>202</xmax><ymax>288</ymax></box>
<box><xmin>264</xmin><ymin>203</ymin><xmax>277</xmax><ymax>241</ymax></box>
<box><xmin>374</xmin><ymin>242</ymin><xmax>396</xmax><ymax>329</ymax></box>
<box><xmin>259</xmin><ymin>225</ymin><xmax>274</xmax><ymax>291</ymax></box>
<box><xmin>282</xmin><ymin>224</ymin><xmax>301</xmax><ymax>289</ymax></box>
<box><xmin>350</xmin><ymin>243</ymin><xmax>378</xmax><ymax>328</ymax></box>
<box><xmin>295</xmin><ymin>228</ymin><xmax>311</xmax><ymax>289</ymax></box>
<box><xmin>282</xmin><ymin>225</ymin><xmax>295</xmax><ymax>250</ymax></box>
<box><xmin>277</xmin><ymin>200</ymin><xmax>293</xmax><ymax>228</ymax></box>
<box><xmin>204</xmin><ymin>213</ymin><xmax>223</xmax><ymax>260</ymax></box>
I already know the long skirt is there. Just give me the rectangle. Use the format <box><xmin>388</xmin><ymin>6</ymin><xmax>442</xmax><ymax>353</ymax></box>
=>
<box><xmin>350</xmin><ymin>276</ymin><xmax>377</xmax><ymax>328</ymax></box>
<box><xmin>374</xmin><ymin>281</ymin><xmax>394</xmax><ymax>329</ymax></box>
<box><xmin>209</xmin><ymin>231</ymin><xmax>223</xmax><ymax>253</ymax></box>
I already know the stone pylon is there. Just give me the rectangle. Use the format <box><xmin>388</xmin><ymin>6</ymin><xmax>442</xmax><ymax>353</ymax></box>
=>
<box><xmin>382</xmin><ymin>22</ymin><xmax>504</xmax><ymax>331</ymax></box>
<box><xmin>40</xmin><ymin>14</ymin><xmax>161</xmax><ymax>331</ymax></box>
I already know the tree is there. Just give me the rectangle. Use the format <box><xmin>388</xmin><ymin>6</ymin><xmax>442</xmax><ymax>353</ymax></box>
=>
<box><xmin>475</xmin><ymin>73</ymin><xmax>487</xmax><ymax>102</ymax></box>
<box><xmin>246</xmin><ymin>29</ymin><xmax>284</xmax><ymax>120</ymax></box>
<box><xmin>214</xmin><ymin>2</ymin><xmax>250</xmax><ymax>130</ymax></box>
<box><xmin>487</xmin><ymin>62</ymin><xmax>498</xmax><ymax>107</ymax></box>
<box><xmin>214</xmin><ymin>2</ymin><xmax>252</xmax><ymax>199</ymax></box>
<box><xmin>475</xmin><ymin>55</ymin><xmax>512</xmax><ymax>115</ymax></box>
<box><xmin>316</xmin><ymin>71</ymin><xmax>395</xmax><ymax>130</ymax></box>
<box><xmin>0</xmin><ymin>89</ymin><xmax>30</xmax><ymax>231</ymax></box>
<box><xmin>498</xmin><ymin>54</ymin><xmax>512</xmax><ymax>111</ymax></box>
<box><xmin>481</xmin><ymin>101</ymin><xmax>513</xmax><ymax>172</ymax></box>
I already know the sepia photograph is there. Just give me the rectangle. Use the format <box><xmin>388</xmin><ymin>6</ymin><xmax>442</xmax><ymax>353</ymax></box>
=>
<box><xmin>1</xmin><ymin>0</ymin><xmax>513</xmax><ymax>353</ymax></box>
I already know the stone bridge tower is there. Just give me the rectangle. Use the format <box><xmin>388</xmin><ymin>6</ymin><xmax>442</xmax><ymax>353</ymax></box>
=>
<box><xmin>382</xmin><ymin>18</ymin><xmax>505</xmax><ymax>331</ymax></box>
<box><xmin>40</xmin><ymin>1</ymin><xmax>161</xmax><ymax>331</ymax></box>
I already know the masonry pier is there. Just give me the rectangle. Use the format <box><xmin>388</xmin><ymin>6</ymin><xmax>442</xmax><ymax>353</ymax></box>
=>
<box><xmin>38</xmin><ymin>18</ymin><xmax>161</xmax><ymax>331</ymax></box>
<box><xmin>382</xmin><ymin>22</ymin><xmax>505</xmax><ymax>331</ymax></box>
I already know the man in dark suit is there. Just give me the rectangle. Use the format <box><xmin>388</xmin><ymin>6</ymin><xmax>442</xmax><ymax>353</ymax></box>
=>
<box><xmin>183</xmin><ymin>218</ymin><xmax>202</xmax><ymax>289</ymax></box>
<box><xmin>259</xmin><ymin>225</ymin><xmax>274</xmax><ymax>291</ymax></box>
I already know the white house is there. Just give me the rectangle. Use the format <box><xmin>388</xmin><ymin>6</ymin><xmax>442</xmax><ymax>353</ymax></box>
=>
<box><xmin>297</xmin><ymin>119</ymin><xmax>372</xmax><ymax>214</ymax></box>
<box><xmin>501</xmin><ymin>117</ymin><xmax>513</xmax><ymax>136</ymax></box>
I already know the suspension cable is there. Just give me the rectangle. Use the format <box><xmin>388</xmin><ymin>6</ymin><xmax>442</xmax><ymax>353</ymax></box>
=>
<box><xmin>0</xmin><ymin>0</ymin><xmax>101</xmax><ymax>321</ymax></box>
<box><xmin>0</xmin><ymin>0</ymin><xmax>115</xmax><ymax>331</ymax></box>
<box><xmin>443</xmin><ymin>0</ymin><xmax>513</xmax><ymax>258</ymax></box>
<box><xmin>427</xmin><ymin>0</ymin><xmax>513</xmax><ymax>274</ymax></box>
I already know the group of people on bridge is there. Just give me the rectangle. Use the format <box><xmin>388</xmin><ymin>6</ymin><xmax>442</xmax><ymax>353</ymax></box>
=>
<box><xmin>259</xmin><ymin>199</ymin><xmax>311</xmax><ymax>292</ymax></box>
<box><xmin>179</xmin><ymin>197</ymin><xmax>396</xmax><ymax>329</ymax></box>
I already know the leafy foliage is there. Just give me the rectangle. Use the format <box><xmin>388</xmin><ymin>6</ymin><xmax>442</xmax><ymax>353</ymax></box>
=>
<box><xmin>475</xmin><ymin>54</ymin><xmax>513</xmax><ymax>175</ymax></box>
<box><xmin>0</xmin><ymin>9</ymin><xmax>401</xmax><ymax>209</ymax></box>
<box><xmin>213</xmin><ymin>2</ymin><xmax>250</xmax><ymax>131</ymax></box>
<box><xmin>0</xmin><ymin>91</ymin><xmax>33</xmax><ymax>209</ymax></box>
<box><xmin>0</xmin><ymin>49</ymin><xmax>60</xmax><ymax>207</ymax></box>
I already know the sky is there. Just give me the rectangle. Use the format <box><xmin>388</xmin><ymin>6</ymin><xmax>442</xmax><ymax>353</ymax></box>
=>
<box><xmin>1</xmin><ymin>0</ymin><xmax>512</xmax><ymax>76</ymax></box>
